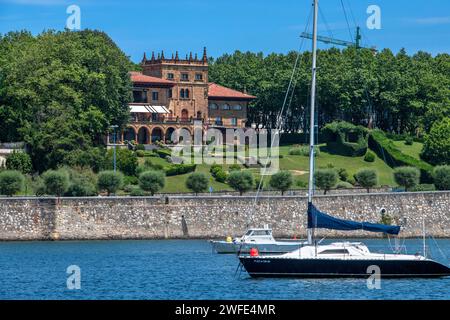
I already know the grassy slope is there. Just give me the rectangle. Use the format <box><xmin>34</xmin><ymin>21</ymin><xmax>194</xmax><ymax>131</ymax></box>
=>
<box><xmin>392</xmin><ymin>141</ymin><xmax>424</xmax><ymax>161</ymax></box>
<box><xmin>138</xmin><ymin>143</ymin><xmax>396</xmax><ymax>193</ymax></box>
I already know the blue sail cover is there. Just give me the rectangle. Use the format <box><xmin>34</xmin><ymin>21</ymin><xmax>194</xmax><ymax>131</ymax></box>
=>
<box><xmin>307</xmin><ymin>203</ymin><xmax>400</xmax><ymax>235</ymax></box>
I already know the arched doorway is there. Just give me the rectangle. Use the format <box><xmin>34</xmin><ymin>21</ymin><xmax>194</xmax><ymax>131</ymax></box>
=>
<box><xmin>124</xmin><ymin>127</ymin><xmax>136</xmax><ymax>143</ymax></box>
<box><xmin>151</xmin><ymin>127</ymin><xmax>164</xmax><ymax>143</ymax></box>
<box><xmin>165</xmin><ymin>127</ymin><xmax>176</xmax><ymax>144</ymax></box>
<box><xmin>137</xmin><ymin>127</ymin><xmax>149</xmax><ymax>144</ymax></box>
<box><xmin>181</xmin><ymin>109</ymin><xmax>189</xmax><ymax>121</ymax></box>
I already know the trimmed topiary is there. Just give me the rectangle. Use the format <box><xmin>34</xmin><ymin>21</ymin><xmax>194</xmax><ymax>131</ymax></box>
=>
<box><xmin>393</xmin><ymin>166</ymin><xmax>420</xmax><ymax>191</ymax></box>
<box><xmin>0</xmin><ymin>170</ymin><xmax>25</xmax><ymax>196</ymax></box>
<box><xmin>97</xmin><ymin>170</ymin><xmax>124</xmax><ymax>196</ymax></box>
<box><xmin>364</xmin><ymin>151</ymin><xmax>376</xmax><ymax>162</ymax></box>
<box><xmin>269</xmin><ymin>171</ymin><xmax>293</xmax><ymax>195</ymax></box>
<box><xmin>138</xmin><ymin>170</ymin><xmax>165</xmax><ymax>196</ymax></box>
<box><xmin>186</xmin><ymin>172</ymin><xmax>209</xmax><ymax>195</ymax></box>
<box><xmin>42</xmin><ymin>169</ymin><xmax>70</xmax><ymax>197</ymax></box>
<box><xmin>355</xmin><ymin>168</ymin><xmax>378</xmax><ymax>193</ymax></box>
<box><xmin>433</xmin><ymin>165</ymin><xmax>450</xmax><ymax>191</ymax></box>
<box><xmin>315</xmin><ymin>169</ymin><xmax>338</xmax><ymax>194</ymax></box>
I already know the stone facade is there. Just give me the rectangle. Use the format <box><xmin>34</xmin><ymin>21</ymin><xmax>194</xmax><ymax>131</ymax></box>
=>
<box><xmin>111</xmin><ymin>48</ymin><xmax>256</xmax><ymax>145</ymax></box>
<box><xmin>0</xmin><ymin>191</ymin><xmax>448</xmax><ymax>241</ymax></box>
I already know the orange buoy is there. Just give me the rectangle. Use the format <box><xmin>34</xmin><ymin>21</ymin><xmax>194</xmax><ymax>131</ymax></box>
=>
<box><xmin>250</xmin><ymin>247</ymin><xmax>259</xmax><ymax>257</ymax></box>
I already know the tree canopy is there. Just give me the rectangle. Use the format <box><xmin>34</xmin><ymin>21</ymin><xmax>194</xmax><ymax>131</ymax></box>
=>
<box><xmin>209</xmin><ymin>49</ymin><xmax>450</xmax><ymax>137</ymax></box>
<box><xmin>0</xmin><ymin>30</ymin><xmax>133</xmax><ymax>172</ymax></box>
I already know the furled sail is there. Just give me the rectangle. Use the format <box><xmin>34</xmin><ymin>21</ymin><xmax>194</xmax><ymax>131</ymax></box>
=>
<box><xmin>307</xmin><ymin>203</ymin><xmax>400</xmax><ymax>235</ymax></box>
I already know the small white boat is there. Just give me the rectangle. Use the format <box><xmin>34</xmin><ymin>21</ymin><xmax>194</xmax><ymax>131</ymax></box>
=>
<box><xmin>210</xmin><ymin>227</ymin><xmax>305</xmax><ymax>254</ymax></box>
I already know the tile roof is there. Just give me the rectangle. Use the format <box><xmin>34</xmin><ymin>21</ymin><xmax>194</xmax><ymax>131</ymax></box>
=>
<box><xmin>130</xmin><ymin>71</ymin><xmax>175</xmax><ymax>86</ymax></box>
<box><xmin>208</xmin><ymin>83</ymin><xmax>256</xmax><ymax>100</ymax></box>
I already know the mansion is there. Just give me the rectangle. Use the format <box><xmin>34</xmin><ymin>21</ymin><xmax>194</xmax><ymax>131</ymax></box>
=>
<box><xmin>111</xmin><ymin>48</ymin><xmax>256</xmax><ymax>145</ymax></box>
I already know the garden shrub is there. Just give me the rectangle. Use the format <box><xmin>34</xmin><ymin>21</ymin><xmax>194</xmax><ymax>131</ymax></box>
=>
<box><xmin>364</xmin><ymin>151</ymin><xmax>376</xmax><ymax>162</ymax></box>
<box><xmin>432</xmin><ymin>165</ymin><xmax>450</xmax><ymax>191</ymax></box>
<box><xmin>164</xmin><ymin>164</ymin><xmax>196</xmax><ymax>176</ymax></box>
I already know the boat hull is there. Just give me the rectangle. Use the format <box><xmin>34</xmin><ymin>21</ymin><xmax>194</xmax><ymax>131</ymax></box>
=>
<box><xmin>239</xmin><ymin>257</ymin><xmax>450</xmax><ymax>278</ymax></box>
<box><xmin>210</xmin><ymin>241</ymin><xmax>302</xmax><ymax>254</ymax></box>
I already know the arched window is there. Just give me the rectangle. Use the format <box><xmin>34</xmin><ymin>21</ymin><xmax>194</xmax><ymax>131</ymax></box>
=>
<box><xmin>209</xmin><ymin>103</ymin><xmax>218</xmax><ymax>110</ymax></box>
<box><xmin>233</xmin><ymin>104</ymin><xmax>242</xmax><ymax>110</ymax></box>
<box><xmin>222</xmin><ymin>103</ymin><xmax>230</xmax><ymax>110</ymax></box>
<box><xmin>180</xmin><ymin>89</ymin><xmax>185</xmax><ymax>99</ymax></box>
<box><xmin>185</xmin><ymin>89</ymin><xmax>190</xmax><ymax>98</ymax></box>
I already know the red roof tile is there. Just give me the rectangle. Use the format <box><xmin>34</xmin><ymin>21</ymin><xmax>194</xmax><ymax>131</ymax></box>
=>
<box><xmin>130</xmin><ymin>71</ymin><xmax>175</xmax><ymax>86</ymax></box>
<box><xmin>208</xmin><ymin>83</ymin><xmax>256</xmax><ymax>100</ymax></box>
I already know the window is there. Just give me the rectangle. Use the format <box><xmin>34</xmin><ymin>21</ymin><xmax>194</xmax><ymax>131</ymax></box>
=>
<box><xmin>209</xmin><ymin>103</ymin><xmax>218</xmax><ymax>110</ymax></box>
<box><xmin>195</xmin><ymin>73</ymin><xmax>203</xmax><ymax>81</ymax></box>
<box><xmin>133</xmin><ymin>90</ymin><xmax>147</xmax><ymax>103</ymax></box>
<box><xmin>152</xmin><ymin>91</ymin><xmax>159</xmax><ymax>101</ymax></box>
<box><xmin>230</xmin><ymin>117</ymin><xmax>237</xmax><ymax>126</ymax></box>
<box><xmin>215</xmin><ymin>116</ymin><xmax>222</xmax><ymax>125</ymax></box>
<box><xmin>181</xmin><ymin>73</ymin><xmax>189</xmax><ymax>81</ymax></box>
<box><xmin>185</xmin><ymin>89</ymin><xmax>190</xmax><ymax>98</ymax></box>
<box><xmin>167</xmin><ymin>73</ymin><xmax>174</xmax><ymax>80</ymax></box>
<box><xmin>222</xmin><ymin>104</ymin><xmax>230</xmax><ymax>110</ymax></box>
<box><xmin>233</xmin><ymin>104</ymin><xmax>242</xmax><ymax>110</ymax></box>
<box><xmin>168</xmin><ymin>89</ymin><xmax>172</xmax><ymax>98</ymax></box>
<box><xmin>180</xmin><ymin>89</ymin><xmax>185</xmax><ymax>99</ymax></box>
<box><xmin>318</xmin><ymin>249</ymin><xmax>350</xmax><ymax>255</ymax></box>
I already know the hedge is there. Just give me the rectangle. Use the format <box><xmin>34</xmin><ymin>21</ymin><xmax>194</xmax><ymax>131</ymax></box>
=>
<box><xmin>321</xmin><ymin>121</ymin><xmax>368</xmax><ymax>157</ymax></box>
<box><xmin>164</xmin><ymin>164</ymin><xmax>196</xmax><ymax>176</ymax></box>
<box><xmin>369</xmin><ymin>130</ymin><xmax>433</xmax><ymax>182</ymax></box>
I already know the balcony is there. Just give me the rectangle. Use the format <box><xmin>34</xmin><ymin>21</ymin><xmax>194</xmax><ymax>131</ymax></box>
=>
<box><xmin>130</xmin><ymin>116</ymin><xmax>204</xmax><ymax>125</ymax></box>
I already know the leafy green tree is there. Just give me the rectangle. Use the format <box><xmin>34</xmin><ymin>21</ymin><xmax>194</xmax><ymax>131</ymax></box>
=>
<box><xmin>355</xmin><ymin>169</ymin><xmax>378</xmax><ymax>193</ymax></box>
<box><xmin>42</xmin><ymin>169</ymin><xmax>69</xmax><ymax>196</ymax></box>
<box><xmin>227</xmin><ymin>171</ymin><xmax>254</xmax><ymax>196</ymax></box>
<box><xmin>421</xmin><ymin>118</ymin><xmax>450</xmax><ymax>165</ymax></box>
<box><xmin>0</xmin><ymin>170</ymin><xmax>25</xmax><ymax>196</ymax></box>
<box><xmin>0</xmin><ymin>30</ymin><xmax>133</xmax><ymax>172</ymax></box>
<box><xmin>97</xmin><ymin>170</ymin><xmax>123</xmax><ymax>196</ymax></box>
<box><xmin>269</xmin><ymin>170</ymin><xmax>293</xmax><ymax>195</ymax></box>
<box><xmin>105</xmin><ymin>148</ymin><xmax>138</xmax><ymax>176</ymax></box>
<box><xmin>5</xmin><ymin>151</ymin><xmax>32</xmax><ymax>174</ymax></box>
<box><xmin>394</xmin><ymin>166</ymin><xmax>420</xmax><ymax>191</ymax></box>
<box><xmin>433</xmin><ymin>166</ymin><xmax>450</xmax><ymax>191</ymax></box>
<box><xmin>186</xmin><ymin>172</ymin><xmax>209</xmax><ymax>195</ymax></box>
<box><xmin>315</xmin><ymin>169</ymin><xmax>338</xmax><ymax>194</ymax></box>
<box><xmin>138</xmin><ymin>170</ymin><xmax>165</xmax><ymax>196</ymax></box>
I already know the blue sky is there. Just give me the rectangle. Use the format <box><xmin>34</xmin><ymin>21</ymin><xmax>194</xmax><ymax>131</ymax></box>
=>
<box><xmin>0</xmin><ymin>0</ymin><xmax>449</xmax><ymax>62</ymax></box>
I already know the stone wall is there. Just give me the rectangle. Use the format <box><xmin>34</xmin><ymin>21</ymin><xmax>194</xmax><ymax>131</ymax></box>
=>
<box><xmin>0</xmin><ymin>191</ymin><xmax>448</xmax><ymax>240</ymax></box>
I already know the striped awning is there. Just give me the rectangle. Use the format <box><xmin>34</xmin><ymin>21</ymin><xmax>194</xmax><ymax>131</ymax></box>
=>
<box><xmin>129</xmin><ymin>104</ymin><xmax>170</xmax><ymax>114</ymax></box>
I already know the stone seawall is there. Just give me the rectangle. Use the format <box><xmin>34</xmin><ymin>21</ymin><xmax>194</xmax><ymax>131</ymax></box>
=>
<box><xmin>0</xmin><ymin>192</ymin><xmax>449</xmax><ymax>240</ymax></box>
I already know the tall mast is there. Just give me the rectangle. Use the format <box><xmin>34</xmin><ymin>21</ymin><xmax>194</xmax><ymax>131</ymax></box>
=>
<box><xmin>307</xmin><ymin>0</ymin><xmax>319</xmax><ymax>245</ymax></box>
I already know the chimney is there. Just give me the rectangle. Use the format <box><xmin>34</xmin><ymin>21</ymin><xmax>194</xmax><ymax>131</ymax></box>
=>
<box><xmin>175</xmin><ymin>51</ymin><xmax>179</xmax><ymax>61</ymax></box>
<box><xmin>151</xmin><ymin>51</ymin><xmax>155</xmax><ymax>61</ymax></box>
<box><xmin>161</xmin><ymin>50</ymin><xmax>165</xmax><ymax>59</ymax></box>
<box><xmin>194</xmin><ymin>53</ymin><xmax>198</xmax><ymax>61</ymax></box>
<box><xmin>142</xmin><ymin>52</ymin><xmax>147</xmax><ymax>63</ymax></box>
<box><xmin>189</xmin><ymin>52</ymin><xmax>193</xmax><ymax>61</ymax></box>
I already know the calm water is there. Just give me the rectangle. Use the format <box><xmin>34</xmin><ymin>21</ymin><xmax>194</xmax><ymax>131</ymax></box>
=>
<box><xmin>0</xmin><ymin>239</ymin><xmax>449</xmax><ymax>300</ymax></box>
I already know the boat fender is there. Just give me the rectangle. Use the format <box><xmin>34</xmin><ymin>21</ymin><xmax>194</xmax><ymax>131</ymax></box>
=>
<box><xmin>250</xmin><ymin>248</ymin><xmax>259</xmax><ymax>257</ymax></box>
<box><xmin>226</xmin><ymin>236</ymin><xmax>232</xmax><ymax>243</ymax></box>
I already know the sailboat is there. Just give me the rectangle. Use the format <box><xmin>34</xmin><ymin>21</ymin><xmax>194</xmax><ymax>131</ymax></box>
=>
<box><xmin>238</xmin><ymin>0</ymin><xmax>450</xmax><ymax>278</ymax></box>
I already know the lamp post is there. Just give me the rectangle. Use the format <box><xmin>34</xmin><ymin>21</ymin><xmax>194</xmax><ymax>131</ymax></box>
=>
<box><xmin>110</xmin><ymin>125</ymin><xmax>119</xmax><ymax>173</ymax></box>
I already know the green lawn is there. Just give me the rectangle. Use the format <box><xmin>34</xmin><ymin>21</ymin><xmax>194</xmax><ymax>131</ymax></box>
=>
<box><xmin>392</xmin><ymin>140</ymin><xmax>424</xmax><ymax>161</ymax></box>
<box><xmin>137</xmin><ymin>144</ymin><xmax>397</xmax><ymax>194</ymax></box>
